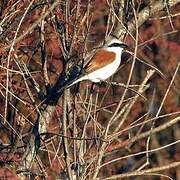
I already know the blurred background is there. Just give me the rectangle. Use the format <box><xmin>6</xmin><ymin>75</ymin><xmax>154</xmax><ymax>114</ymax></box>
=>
<box><xmin>0</xmin><ymin>0</ymin><xmax>179</xmax><ymax>179</ymax></box>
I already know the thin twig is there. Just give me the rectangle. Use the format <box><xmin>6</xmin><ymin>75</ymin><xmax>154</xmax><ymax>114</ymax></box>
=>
<box><xmin>103</xmin><ymin>161</ymin><xmax>180</xmax><ymax>179</ymax></box>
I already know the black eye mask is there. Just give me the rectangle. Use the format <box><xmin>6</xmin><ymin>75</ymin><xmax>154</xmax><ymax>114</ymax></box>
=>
<box><xmin>108</xmin><ymin>43</ymin><xmax>128</xmax><ymax>48</ymax></box>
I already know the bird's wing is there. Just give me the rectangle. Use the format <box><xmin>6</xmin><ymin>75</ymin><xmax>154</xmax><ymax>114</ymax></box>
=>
<box><xmin>85</xmin><ymin>49</ymin><xmax>116</xmax><ymax>74</ymax></box>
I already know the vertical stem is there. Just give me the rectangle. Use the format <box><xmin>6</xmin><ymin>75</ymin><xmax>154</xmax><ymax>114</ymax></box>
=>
<box><xmin>62</xmin><ymin>90</ymin><xmax>72</xmax><ymax>179</ymax></box>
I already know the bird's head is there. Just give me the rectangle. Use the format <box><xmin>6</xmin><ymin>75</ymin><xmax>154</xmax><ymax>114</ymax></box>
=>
<box><xmin>105</xmin><ymin>37</ymin><xmax>128</xmax><ymax>49</ymax></box>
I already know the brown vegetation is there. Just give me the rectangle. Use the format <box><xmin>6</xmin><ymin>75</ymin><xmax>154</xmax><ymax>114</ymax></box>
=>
<box><xmin>0</xmin><ymin>0</ymin><xmax>179</xmax><ymax>179</ymax></box>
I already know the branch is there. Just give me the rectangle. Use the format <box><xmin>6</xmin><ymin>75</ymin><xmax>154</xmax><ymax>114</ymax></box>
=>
<box><xmin>3</xmin><ymin>1</ymin><xmax>59</xmax><ymax>50</ymax></box>
<box><xmin>104</xmin><ymin>161</ymin><xmax>180</xmax><ymax>179</ymax></box>
<box><xmin>114</xmin><ymin>0</ymin><xmax>180</xmax><ymax>38</ymax></box>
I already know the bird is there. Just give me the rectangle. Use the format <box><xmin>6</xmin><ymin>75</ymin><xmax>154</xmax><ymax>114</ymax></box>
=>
<box><xmin>67</xmin><ymin>37</ymin><xmax>128</xmax><ymax>88</ymax></box>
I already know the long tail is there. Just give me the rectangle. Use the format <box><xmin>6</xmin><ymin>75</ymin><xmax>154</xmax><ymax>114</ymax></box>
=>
<box><xmin>67</xmin><ymin>76</ymin><xmax>86</xmax><ymax>88</ymax></box>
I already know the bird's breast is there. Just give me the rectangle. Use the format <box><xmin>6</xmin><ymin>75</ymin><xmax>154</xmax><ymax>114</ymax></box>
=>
<box><xmin>86</xmin><ymin>56</ymin><xmax>121</xmax><ymax>82</ymax></box>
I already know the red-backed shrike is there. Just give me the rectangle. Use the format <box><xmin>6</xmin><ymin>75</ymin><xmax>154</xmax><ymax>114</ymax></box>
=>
<box><xmin>68</xmin><ymin>37</ymin><xmax>128</xmax><ymax>87</ymax></box>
